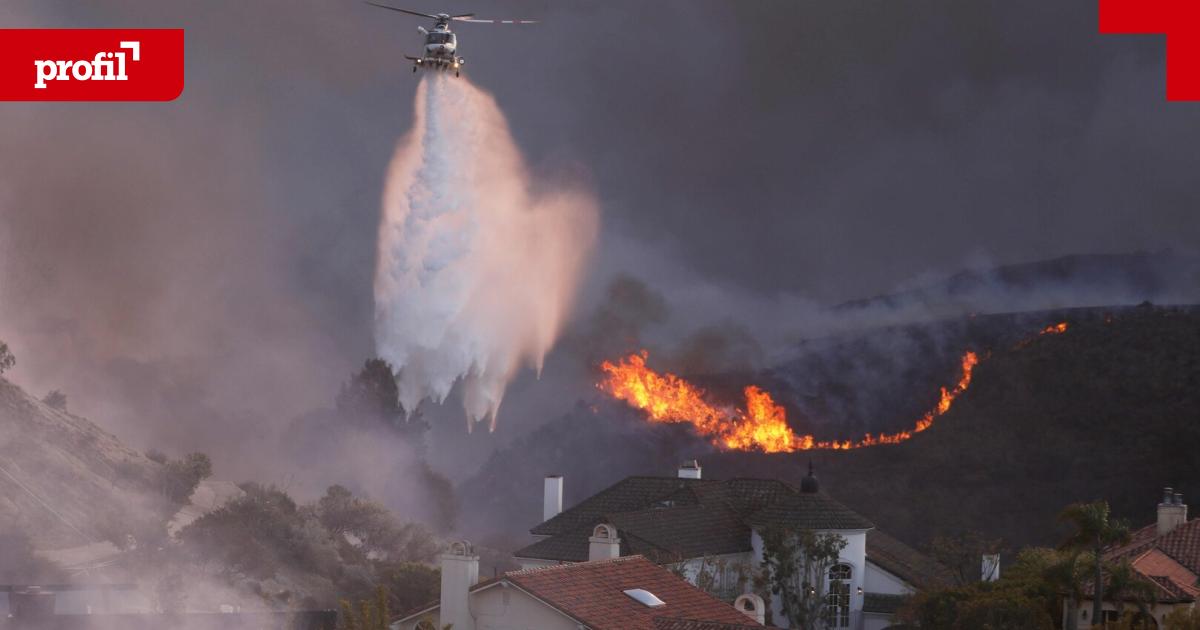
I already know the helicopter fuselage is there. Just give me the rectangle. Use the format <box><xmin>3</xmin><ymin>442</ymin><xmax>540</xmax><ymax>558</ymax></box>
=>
<box><xmin>407</xmin><ymin>24</ymin><xmax>465</xmax><ymax>75</ymax></box>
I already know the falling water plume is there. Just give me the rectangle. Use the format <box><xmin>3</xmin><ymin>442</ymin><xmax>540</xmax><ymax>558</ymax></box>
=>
<box><xmin>375</xmin><ymin>75</ymin><xmax>598</xmax><ymax>429</ymax></box>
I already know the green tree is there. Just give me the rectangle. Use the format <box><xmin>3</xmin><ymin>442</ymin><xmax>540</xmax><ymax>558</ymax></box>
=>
<box><xmin>339</xmin><ymin>586</ymin><xmax>391</xmax><ymax>630</ymax></box>
<box><xmin>0</xmin><ymin>341</ymin><xmax>14</xmax><ymax>375</ymax></box>
<box><xmin>1059</xmin><ymin>501</ymin><xmax>1131</xmax><ymax>626</ymax></box>
<box><xmin>315</xmin><ymin>484</ymin><xmax>438</xmax><ymax>564</ymax></box>
<box><xmin>759</xmin><ymin>527</ymin><xmax>847</xmax><ymax>630</ymax></box>
<box><xmin>930</xmin><ymin>530</ymin><xmax>1005</xmax><ymax>586</ymax></box>
<box><xmin>1104</xmin><ymin>560</ymin><xmax>1157</xmax><ymax>626</ymax></box>
<box><xmin>336</xmin><ymin>358</ymin><xmax>428</xmax><ymax>438</ymax></box>
<box><xmin>378</xmin><ymin>562</ymin><xmax>440</xmax><ymax>614</ymax></box>
<box><xmin>338</xmin><ymin>359</ymin><xmax>401</xmax><ymax>420</ymax></box>
<box><xmin>41</xmin><ymin>390</ymin><xmax>67</xmax><ymax>411</ymax></box>
<box><xmin>1040</xmin><ymin>549</ymin><xmax>1090</xmax><ymax>630</ymax></box>
<box><xmin>161</xmin><ymin>452</ymin><xmax>213</xmax><ymax>504</ymax></box>
<box><xmin>955</xmin><ymin>590</ymin><xmax>1054</xmax><ymax>629</ymax></box>
<box><xmin>180</xmin><ymin>483</ymin><xmax>339</xmax><ymax>580</ymax></box>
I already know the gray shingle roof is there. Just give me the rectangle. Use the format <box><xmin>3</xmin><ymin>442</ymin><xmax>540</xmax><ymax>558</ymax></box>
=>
<box><xmin>531</xmin><ymin>476</ymin><xmax>718</xmax><ymax>537</ymax></box>
<box><xmin>521</xmin><ymin>474</ymin><xmax>877</xmax><ymax>564</ymax></box>
<box><xmin>865</xmin><ymin>530</ymin><xmax>953</xmax><ymax>589</ymax></box>
<box><xmin>743</xmin><ymin>491</ymin><xmax>875</xmax><ymax>531</ymax></box>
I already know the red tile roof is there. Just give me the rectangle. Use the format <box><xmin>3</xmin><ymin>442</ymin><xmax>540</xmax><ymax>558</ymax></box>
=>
<box><xmin>1098</xmin><ymin>518</ymin><xmax>1200</xmax><ymax>604</ymax></box>
<box><xmin>498</xmin><ymin>555</ymin><xmax>762</xmax><ymax>630</ymax></box>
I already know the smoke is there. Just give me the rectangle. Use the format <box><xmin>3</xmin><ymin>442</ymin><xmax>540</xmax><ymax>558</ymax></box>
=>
<box><xmin>374</xmin><ymin>75</ymin><xmax>597</xmax><ymax>428</ymax></box>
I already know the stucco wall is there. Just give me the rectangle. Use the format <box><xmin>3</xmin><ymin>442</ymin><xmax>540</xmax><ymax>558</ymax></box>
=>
<box><xmin>863</xmin><ymin>560</ymin><xmax>913</xmax><ymax>595</ymax></box>
<box><xmin>750</xmin><ymin>528</ymin><xmax>869</xmax><ymax>629</ymax></box>
<box><xmin>393</xmin><ymin>585</ymin><xmax>579</xmax><ymax>630</ymax></box>
<box><xmin>472</xmin><ymin>585</ymin><xmax>579</xmax><ymax>630</ymax></box>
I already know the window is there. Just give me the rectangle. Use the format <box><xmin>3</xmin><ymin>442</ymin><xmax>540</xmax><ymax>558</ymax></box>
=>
<box><xmin>623</xmin><ymin>589</ymin><xmax>665</xmax><ymax>608</ymax></box>
<box><xmin>824</xmin><ymin>564</ymin><xmax>852</xmax><ymax>628</ymax></box>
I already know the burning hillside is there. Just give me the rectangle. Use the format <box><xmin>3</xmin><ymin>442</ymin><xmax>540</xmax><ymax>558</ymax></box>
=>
<box><xmin>598</xmin><ymin>322</ymin><xmax>1067</xmax><ymax>453</ymax></box>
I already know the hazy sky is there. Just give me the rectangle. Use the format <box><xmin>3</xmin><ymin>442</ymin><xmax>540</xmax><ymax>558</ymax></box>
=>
<box><xmin>1</xmin><ymin>1</ymin><xmax>1198</xmax><ymax>471</ymax></box>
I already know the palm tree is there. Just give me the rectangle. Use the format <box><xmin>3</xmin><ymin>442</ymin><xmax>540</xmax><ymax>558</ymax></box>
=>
<box><xmin>1104</xmin><ymin>560</ymin><xmax>1157</xmax><ymax>627</ymax></box>
<box><xmin>1059</xmin><ymin>501</ymin><xmax>1131</xmax><ymax>627</ymax></box>
<box><xmin>1044</xmin><ymin>550</ymin><xmax>1088</xmax><ymax>630</ymax></box>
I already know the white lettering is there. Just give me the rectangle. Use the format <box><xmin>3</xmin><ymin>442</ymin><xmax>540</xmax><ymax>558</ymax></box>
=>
<box><xmin>32</xmin><ymin>40</ymin><xmax>140</xmax><ymax>89</ymax></box>
<box><xmin>34</xmin><ymin>60</ymin><xmax>56</xmax><ymax>89</ymax></box>
<box><xmin>71</xmin><ymin>60</ymin><xmax>92</xmax><ymax>81</ymax></box>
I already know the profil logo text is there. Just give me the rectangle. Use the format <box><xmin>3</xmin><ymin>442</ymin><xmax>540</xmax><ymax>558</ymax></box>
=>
<box><xmin>0</xmin><ymin>30</ymin><xmax>184</xmax><ymax>101</ymax></box>
<box><xmin>35</xmin><ymin>41</ymin><xmax>140</xmax><ymax>89</ymax></box>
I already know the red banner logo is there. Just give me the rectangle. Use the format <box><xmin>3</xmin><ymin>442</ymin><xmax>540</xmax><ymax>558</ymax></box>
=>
<box><xmin>0</xmin><ymin>29</ymin><xmax>184</xmax><ymax>101</ymax></box>
<box><xmin>1099</xmin><ymin>0</ymin><xmax>1200</xmax><ymax>101</ymax></box>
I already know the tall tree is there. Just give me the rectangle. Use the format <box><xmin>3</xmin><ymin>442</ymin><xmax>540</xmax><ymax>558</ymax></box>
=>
<box><xmin>1104</xmin><ymin>560</ymin><xmax>1156</xmax><ymax>624</ymax></box>
<box><xmin>1042</xmin><ymin>550</ymin><xmax>1088</xmax><ymax>630</ymax></box>
<box><xmin>336</xmin><ymin>359</ymin><xmax>428</xmax><ymax>438</ymax></box>
<box><xmin>337</xmin><ymin>359</ymin><xmax>404</xmax><ymax>422</ymax></box>
<box><xmin>1059</xmin><ymin>501</ymin><xmax>1131</xmax><ymax>626</ymax></box>
<box><xmin>759</xmin><ymin>527</ymin><xmax>848</xmax><ymax>630</ymax></box>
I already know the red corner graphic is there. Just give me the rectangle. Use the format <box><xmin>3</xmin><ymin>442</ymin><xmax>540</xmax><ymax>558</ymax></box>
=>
<box><xmin>1099</xmin><ymin>0</ymin><xmax>1200</xmax><ymax>101</ymax></box>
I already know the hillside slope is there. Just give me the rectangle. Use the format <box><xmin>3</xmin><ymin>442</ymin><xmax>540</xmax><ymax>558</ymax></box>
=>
<box><xmin>462</xmin><ymin>305</ymin><xmax>1200</xmax><ymax>555</ymax></box>
<box><xmin>0</xmin><ymin>378</ymin><xmax>163</xmax><ymax>550</ymax></box>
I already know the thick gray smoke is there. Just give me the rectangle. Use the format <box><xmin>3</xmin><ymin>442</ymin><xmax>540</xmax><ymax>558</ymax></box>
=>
<box><xmin>375</xmin><ymin>75</ymin><xmax>597</xmax><ymax>429</ymax></box>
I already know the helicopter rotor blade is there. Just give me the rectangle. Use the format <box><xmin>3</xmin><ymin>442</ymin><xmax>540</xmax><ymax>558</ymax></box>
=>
<box><xmin>454</xmin><ymin>17</ymin><xmax>539</xmax><ymax>24</ymax></box>
<box><xmin>364</xmin><ymin>2</ymin><xmax>440</xmax><ymax>20</ymax></box>
<box><xmin>451</xmin><ymin>13</ymin><xmax>475</xmax><ymax>18</ymax></box>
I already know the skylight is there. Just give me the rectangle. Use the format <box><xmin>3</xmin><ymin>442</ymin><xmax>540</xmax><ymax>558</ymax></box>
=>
<box><xmin>623</xmin><ymin>588</ymin><xmax>665</xmax><ymax>608</ymax></box>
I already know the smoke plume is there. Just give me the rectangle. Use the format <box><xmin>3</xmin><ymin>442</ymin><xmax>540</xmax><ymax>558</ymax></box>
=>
<box><xmin>375</xmin><ymin>75</ymin><xmax>597</xmax><ymax>428</ymax></box>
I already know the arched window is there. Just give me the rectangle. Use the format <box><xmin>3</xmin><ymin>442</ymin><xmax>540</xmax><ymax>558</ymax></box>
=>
<box><xmin>824</xmin><ymin>563</ymin><xmax>852</xmax><ymax>628</ymax></box>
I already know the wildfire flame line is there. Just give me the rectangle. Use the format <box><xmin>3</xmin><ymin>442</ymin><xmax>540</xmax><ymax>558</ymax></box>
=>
<box><xmin>597</xmin><ymin>322</ymin><xmax>1067</xmax><ymax>453</ymax></box>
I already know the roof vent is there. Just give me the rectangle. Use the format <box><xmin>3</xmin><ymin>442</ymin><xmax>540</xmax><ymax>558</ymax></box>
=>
<box><xmin>623</xmin><ymin>588</ymin><xmax>665</xmax><ymax>608</ymax></box>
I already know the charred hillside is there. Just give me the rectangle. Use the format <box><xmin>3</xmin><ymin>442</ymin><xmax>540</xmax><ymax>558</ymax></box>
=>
<box><xmin>462</xmin><ymin>305</ymin><xmax>1200</xmax><ymax>555</ymax></box>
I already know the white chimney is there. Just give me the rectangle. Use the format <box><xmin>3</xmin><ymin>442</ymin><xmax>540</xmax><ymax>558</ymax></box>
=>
<box><xmin>543</xmin><ymin>475</ymin><xmax>563</xmax><ymax>522</ymax></box>
<box><xmin>678</xmin><ymin>459</ymin><xmax>702</xmax><ymax>479</ymax></box>
<box><xmin>734</xmin><ymin>594</ymin><xmax>766</xmax><ymax>624</ymax></box>
<box><xmin>982</xmin><ymin>554</ymin><xmax>1000</xmax><ymax>582</ymax></box>
<box><xmin>588</xmin><ymin>523</ymin><xmax>621</xmax><ymax>562</ymax></box>
<box><xmin>440</xmin><ymin>540</ymin><xmax>478</xmax><ymax>630</ymax></box>
<box><xmin>1158</xmin><ymin>487</ymin><xmax>1188</xmax><ymax>536</ymax></box>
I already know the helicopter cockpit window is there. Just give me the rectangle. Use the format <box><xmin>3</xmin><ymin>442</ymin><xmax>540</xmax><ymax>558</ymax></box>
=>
<box><xmin>428</xmin><ymin>32</ymin><xmax>453</xmax><ymax>44</ymax></box>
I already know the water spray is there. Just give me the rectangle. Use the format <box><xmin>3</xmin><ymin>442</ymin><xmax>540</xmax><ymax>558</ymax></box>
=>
<box><xmin>374</xmin><ymin>75</ymin><xmax>597</xmax><ymax>430</ymax></box>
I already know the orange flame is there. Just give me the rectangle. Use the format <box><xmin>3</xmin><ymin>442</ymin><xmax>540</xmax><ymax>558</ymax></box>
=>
<box><xmin>1041</xmin><ymin>322</ymin><xmax>1068</xmax><ymax>335</ymax></box>
<box><xmin>598</xmin><ymin>350</ymin><xmax>979</xmax><ymax>453</ymax></box>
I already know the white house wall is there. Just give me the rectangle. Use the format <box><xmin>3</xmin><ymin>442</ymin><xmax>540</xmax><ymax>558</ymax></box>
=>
<box><xmin>471</xmin><ymin>585</ymin><xmax>580</xmax><ymax>630</ymax></box>
<box><xmin>750</xmin><ymin>528</ymin><xmax>869</xmax><ymax>629</ymax></box>
<box><xmin>394</xmin><ymin>586</ymin><xmax>579</xmax><ymax>630</ymax></box>
<box><xmin>863</xmin><ymin>560</ymin><xmax>914</xmax><ymax>595</ymax></box>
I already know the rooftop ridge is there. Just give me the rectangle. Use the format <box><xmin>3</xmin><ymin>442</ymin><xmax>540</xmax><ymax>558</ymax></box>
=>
<box><xmin>505</xmin><ymin>553</ymin><xmax>647</xmax><ymax>577</ymax></box>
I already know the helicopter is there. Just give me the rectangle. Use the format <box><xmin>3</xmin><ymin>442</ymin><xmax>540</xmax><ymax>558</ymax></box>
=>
<box><xmin>366</xmin><ymin>2</ymin><xmax>537</xmax><ymax>77</ymax></box>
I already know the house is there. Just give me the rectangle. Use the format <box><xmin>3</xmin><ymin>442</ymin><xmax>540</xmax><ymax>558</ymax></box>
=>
<box><xmin>513</xmin><ymin>461</ymin><xmax>947</xmax><ymax>630</ymax></box>
<box><xmin>1066</xmin><ymin>488</ymin><xmax>1199</xmax><ymax>629</ymax></box>
<box><xmin>392</xmin><ymin>547</ymin><xmax>765</xmax><ymax>630</ymax></box>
